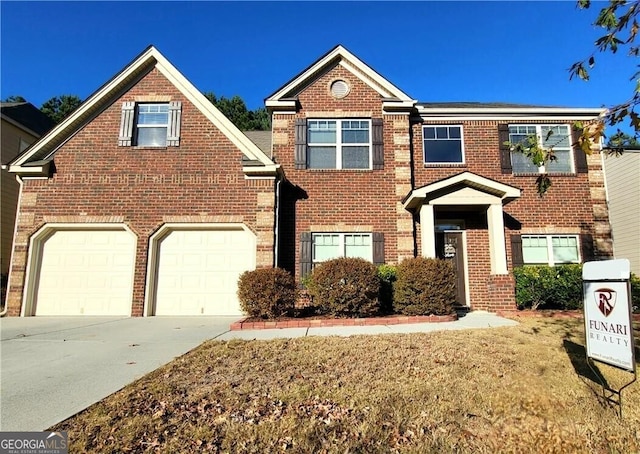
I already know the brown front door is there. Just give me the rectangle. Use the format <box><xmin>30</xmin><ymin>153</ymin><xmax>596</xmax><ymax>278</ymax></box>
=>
<box><xmin>436</xmin><ymin>231</ymin><xmax>467</xmax><ymax>306</ymax></box>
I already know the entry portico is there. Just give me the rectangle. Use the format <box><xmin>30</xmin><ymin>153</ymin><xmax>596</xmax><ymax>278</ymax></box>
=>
<box><xmin>404</xmin><ymin>171</ymin><xmax>521</xmax><ymax>281</ymax></box>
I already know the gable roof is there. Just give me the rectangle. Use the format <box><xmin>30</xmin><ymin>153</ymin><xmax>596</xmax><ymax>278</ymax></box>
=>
<box><xmin>1</xmin><ymin>102</ymin><xmax>55</xmax><ymax>137</ymax></box>
<box><xmin>265</xmin><ymin>45</ymin><xmax>416</xmax><ymax>112</ymax></box>
<box><xmin>8</xmin><ymin>46</ymin><xmax>279</xmax><ymax>177</ymax></box>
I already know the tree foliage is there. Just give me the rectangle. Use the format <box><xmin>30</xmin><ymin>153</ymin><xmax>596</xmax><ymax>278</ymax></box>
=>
<box><xmin>40</xmin><ymin>95</ymin><xmax>82</xmax><ymax>124</ymax></box>
<box><xmin>203</xmin><ymin>92</ymin><xmax>270</xmax><ymax>131</ymax></box>
<box><xmin>2</xmin><ymin>95</ymin><xmax>27</xmax><ymax>103</ymax></box>
<box><xmin>570</xmin><ymin>0</ymin><xmax>640</xmax><ymax>150</ymax></box>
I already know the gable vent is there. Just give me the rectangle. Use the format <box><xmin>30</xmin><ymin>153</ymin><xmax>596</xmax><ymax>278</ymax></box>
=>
<box><xmin>330</xmin><ymin>80</ymin><xmax>350</xmax><ymax>99</ymax></box>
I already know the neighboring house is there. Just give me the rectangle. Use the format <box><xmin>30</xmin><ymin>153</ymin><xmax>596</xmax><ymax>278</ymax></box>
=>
<box><xmin>4</xmin><ymin>45</ymin><xmax>613</xmax><ymax>316</ymax></box>
<box><xmin>602</xmin><ymin>149</ymin><xmax>640</xmax><ymax>274</ymax></box>
<box><xmin>1</xmin><ymin>103</ymin><xmax>54</xmax><ymax>280</ymax></box>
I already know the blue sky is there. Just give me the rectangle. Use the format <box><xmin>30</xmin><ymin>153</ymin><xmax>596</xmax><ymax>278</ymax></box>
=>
<box><xmin>0</xmin><ymin>1</ymin><xmax>634</xmax><ymax>119</ymax></box>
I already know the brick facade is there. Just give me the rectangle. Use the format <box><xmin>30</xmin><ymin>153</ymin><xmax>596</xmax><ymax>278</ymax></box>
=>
<box><xmin>5</xmin><ymin>66</ymin><xmax>275</xmax><ymax>316</ymax></box>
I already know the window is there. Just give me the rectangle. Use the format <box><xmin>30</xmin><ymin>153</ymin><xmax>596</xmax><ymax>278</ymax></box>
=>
<box><xmin>312</xmin><ymin>233</ymin><xmax>372</xmax><ymax>263</ymax></box>
<box><xmin>509</xmin><ymin>125</ymin><xmax>573</xmax><ymax>174</ymax></box>
<box><xmin>118</xmin><ymin>101</ymin><xmax>181</xmax><ymax>147</ymax></box>
<box><xmin>522</xmin><ymin>235</ymin><xmax>580</xmax><ymax>265</ymax></box>
<box><xmin>307</xmin><ymin>120</ymin><xmax>371</xmax><ymax>169</ymax></box>
<box><xmin>136</xmin><ymin>104</ymin><xmax>169</xmax><ymax>146</ymax></box>
<box><xmin>423</xmin><ymin>126</ymin><xmax>464</xmax><ymax>164</ymax></box>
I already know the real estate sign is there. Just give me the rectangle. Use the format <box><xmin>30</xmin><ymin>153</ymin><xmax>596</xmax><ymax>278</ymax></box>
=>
<box><xmin>583</xmin><ymin>259</ymin><xmax>635</xmax><ymax>372</ymax></box>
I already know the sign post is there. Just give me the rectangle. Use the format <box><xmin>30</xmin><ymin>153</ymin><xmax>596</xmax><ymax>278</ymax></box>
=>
<box><xmin>583</xmin><ymin>259</ymin><xmax>636</xmax><ymax>417</ymax></box>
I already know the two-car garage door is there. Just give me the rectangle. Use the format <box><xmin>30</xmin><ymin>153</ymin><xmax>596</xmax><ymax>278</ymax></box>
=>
<box><xmin>29</xmin><ymin>225</ymin><xmax>255</xmax><ymax>316</ymax></box>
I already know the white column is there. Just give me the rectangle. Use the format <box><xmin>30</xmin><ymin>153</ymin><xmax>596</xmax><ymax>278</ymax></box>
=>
<box><xmin>420</xmin><ymin>204</ymin><xmax>436</xmax><ymax>258</ymax></box>
<box><xmin>487</xmin><ymin>203</ymin><xmax>508</xmax><ymax>274</ymax></box>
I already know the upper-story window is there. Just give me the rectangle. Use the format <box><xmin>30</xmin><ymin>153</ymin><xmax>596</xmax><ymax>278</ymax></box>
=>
<box><xmin>508</xmin><ymin>125</ymin><xmax>573</xmax><ymax>173</ymax></box>
<box><xmin>118</xmin><ymin>101</ymin><xmax>182</xmax><ymax>147</ymax></box>
<box><xmin>135</xmin><ymin>104</ymin><xmax>169</xmax><ymax>147</ymax></box>
<box><xmin>423</xmin><ymin>125</ymin><xmax>464</xmax><ymax>164</ymax></box>
<box><xmin>307</xmin><ymin>120</ymin><xmax>371</xmax><ymax>169</ymax></box>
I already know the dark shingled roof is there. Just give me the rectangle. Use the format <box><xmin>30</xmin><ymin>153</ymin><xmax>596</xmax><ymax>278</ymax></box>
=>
<box><xmin>1</xmin><ymin>102</ymin><xmax>55</xmax><ymax>136</ymax></box>
<box><xmin>243</xmin><ymin>130</ymin><xmax>272</xmax><ymax>154</ymax></box>
<box><xmin>418</xmin><ymin>101</ymin><xmax>563</xmax><ymax>109</ymax></box>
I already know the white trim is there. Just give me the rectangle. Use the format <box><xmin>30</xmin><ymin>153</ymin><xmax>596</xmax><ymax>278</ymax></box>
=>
<box><xmin>311</xmin><ymin>232</ymin><xmax>374</xmax><ymax>263</ymax></box>
<box><xmin>521</xmin><ymin>234</ymin><xmax>582</xmax><ymax>266</ymax></box>
<box><xmin>487</xmin><ymin>204</ymin><xmax>508</xmax><ymax>274</ymax></box>
<box><xmin>307</xmin><ymin>119</ymin><xmax>373</xmax><ymax>170</ymax></box>
<box><xmin>417</xmin><ymin>106</ymin><xmax>605</xmax><ymax>116</ymax></box>
<box><xmin>21</xmin><ymin>223</ymin><xmax>137</xmax><ymax>317</ymax></box>
<box><xmin>10</xmin><ymin>47</ymin><xmax>278</xmax><ymax>176</ymax></box>
<box><xmin>144</xmin><ymin>223</ymin><xmax>256</xmax><ymax>316</ymax></box>
<box><xmin>404</xmin><ymin>171</ymin><xmax>521</xmax><ymax>210</ymax></box>
<box><xmin>417</xmin><ymin>115</ymin><xmax>604</xmax><ymax>121</ymax></box>
<box><xmin>420</xmin><ymin>204</ymin><xmax>436</xmax><ymax>258</ymax></box>
<box><xmin>266</xmin><ymin>45</ymin><xmax>415</xmax><ymax>105</ymax></box>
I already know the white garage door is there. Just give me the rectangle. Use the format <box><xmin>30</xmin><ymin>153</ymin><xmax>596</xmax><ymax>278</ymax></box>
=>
<box><xmin>154</xmin><ymin>229</ymin><xmax>255</xmax><ymax>315</ymax></box>
<box><xmin>34</xmin><ymin>229</ymin><xmax>136</xmax><ymax>316</ymax></box>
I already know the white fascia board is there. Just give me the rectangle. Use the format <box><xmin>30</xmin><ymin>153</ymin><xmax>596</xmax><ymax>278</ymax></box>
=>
<box><xmin>265</xmin><ymin>99</ymin><xmax>297</xmax><ymax>110</ymax></box>
<box><xmin>382</xmin><ymin>99</ymin><xmax>418</xmax><ymax>112</ymax></box>
<box><xmin>11</xmin><ymin>48</ymin><xmax>158</xmax><ymax>168</ymax></box>
<box><xmin>152</xmin><ymin>52</ymin><xmax>276</xmax><ymax>167</ymax></box>
<box><xmin>267</xmin><ymin>45</ymin><xmax>413</xmax><ymax>103</ymax></box>
<box><xmin>417</xmin><ymin>107</ymin><xmax>606</xmax><ymax>120</ymax></box>
<box><xmin>242</xmin><ymin>164</ymin><xmax>281</xmax><ymax>178</ymax></box>
<box><xmin>403</xmin><ymin>172</ymin><xmax>521</xmax><ymax>210</ymax></box>
<box><xmin>7</xmin><ymin>163</ymin><xmax>50</xmax><ymax>177</ymax></box>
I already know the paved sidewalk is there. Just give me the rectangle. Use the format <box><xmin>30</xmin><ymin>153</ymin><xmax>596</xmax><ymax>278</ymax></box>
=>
<box><xmin>0</xmin><ymin>311</ymin><xmax>517</xmax><ymax>431</ymax></box>
<box><xmin>217</xmin><ymin>311</ymin><xmax>519</xmax><ymax>340</ymax></box>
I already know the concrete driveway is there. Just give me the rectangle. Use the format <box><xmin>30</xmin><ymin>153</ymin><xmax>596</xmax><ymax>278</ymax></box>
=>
<box><xmin>0</xmin><ymin>316</ymin><xmax>237</xmax><ymax>431</ymax></box>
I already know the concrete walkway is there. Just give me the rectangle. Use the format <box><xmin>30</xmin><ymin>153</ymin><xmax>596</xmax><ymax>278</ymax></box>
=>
<box><xmin>0</xmin><ymin>312</ymin><xmax>517</xmax><ymax>431</ymax></box>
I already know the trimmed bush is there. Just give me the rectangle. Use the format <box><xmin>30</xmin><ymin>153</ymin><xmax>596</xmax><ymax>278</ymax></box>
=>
<box><xmin>307</xmin><ymin>257</ymin><xmax>381</xmax><ymax>317</ymax></box>
<box><xmin>377</xmin><ymin>264</ymin><xmax>397</xmax><ymax>314</ymax></box>
<box><xmin>514</xmin><ymin>264</ymin><xmax>583</xmax><ymax>310</ymax></box>
<box><xmin>393</xmin><ymin>257</ymin><xmax>456</xmax><ymax>316</ymax></box>
<box><xmin>237</xmin><ymin>268</ymin><xmax>297</xmax><ymax>319</ymax></box>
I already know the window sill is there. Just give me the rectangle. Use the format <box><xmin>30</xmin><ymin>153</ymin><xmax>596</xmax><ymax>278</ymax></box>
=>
<box><xmin>132</xmin><ymin>146</ymin><xmax>169</xmax><ymax>151</ymax></box>
<box><xmin>423</xmin><ymin>163</ymin><xmax>466</xmax><ymax>168</ymax></box>
<box><xmin>512</xmin><ymin>172</ymin><xmax>576</xmax><ymax>177</ymax></box>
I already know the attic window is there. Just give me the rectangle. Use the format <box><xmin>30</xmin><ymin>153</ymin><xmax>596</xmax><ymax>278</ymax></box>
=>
<box><xmin>330</xmin><ymin>80</ymin><xmax>350</xmax><ymax>99</ymax></box>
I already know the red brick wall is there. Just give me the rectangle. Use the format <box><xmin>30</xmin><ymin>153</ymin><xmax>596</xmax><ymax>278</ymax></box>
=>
<box><xmin>273</xmin><ymin>64</ymin><xmax>413</xmax><ymax>279</ymax></box>
<box><xmin>6</xmin><ymin>67</ymin><xmax>274</xmax><ymax>316</ymax></box>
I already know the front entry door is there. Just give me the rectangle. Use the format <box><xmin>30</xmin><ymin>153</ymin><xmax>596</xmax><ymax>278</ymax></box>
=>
<box><xmin>435</xmin><ymin>231</ymin><xmax>467</xmax><ymax>306</ymax></box>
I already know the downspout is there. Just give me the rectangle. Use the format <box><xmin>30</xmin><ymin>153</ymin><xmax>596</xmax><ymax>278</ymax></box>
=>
<box><xmin>274</xmin><ymin>177</ymin><xmax>281</xmax><ymax>268</ymax></box>
<box><xmin>1</xmin><ymin>174</ymin><xmax>24</xmax><ymax>316</ymax></box>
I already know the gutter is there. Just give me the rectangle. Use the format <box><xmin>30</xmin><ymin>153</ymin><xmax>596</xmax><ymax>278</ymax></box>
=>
<box><xmin>274</xmin><ymin>178</ymin><xmax>281</xmax><ymax>268</ymax></box>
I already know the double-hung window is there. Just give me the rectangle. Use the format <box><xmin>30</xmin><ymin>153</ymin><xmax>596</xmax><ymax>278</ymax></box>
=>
<box><xmin>423</xmin><ymin>125</ymin><xmax>464</xmax><ymax>164</ymax></box>
<box><xmin>522</xmin><ymin>235</ymin><xmax>580</xmax><ymax>265</ymax></box>
<box><xmin>118</xmin><ymin>101</ymin><xmax>182</xmax><ymax>147</ymax></box>
<box><xmin>136</xmin><ymin>104</ymin><xmax>169</xmax><ymax>147</ymax></box>
<box><xmin>312</xmin><ymin>233</ymin><xmax>373</xmax><ymax>263</ymax></box>
<box><xmin>307</xmin><ymin>120</ymin><xmax>371</xmax><ymax>169</ymax></box>
<box><xmin>509</xmin><ymin>125</ymin><xmax>573</xmax><ymax>173</ymax></box>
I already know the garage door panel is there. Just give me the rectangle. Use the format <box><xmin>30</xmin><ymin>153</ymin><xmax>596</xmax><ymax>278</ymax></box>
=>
<box><xmin>154</xmin><ymin>228</ymin><xmax>255</xmax><ymax>316</ymax></box>
<box><xmin>33</xmin><ymin>229</ymin><xmax>135</xmax><ymax>316</ymax></box>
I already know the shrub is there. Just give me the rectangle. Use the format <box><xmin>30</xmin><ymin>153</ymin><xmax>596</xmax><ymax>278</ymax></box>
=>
<box><xmin>393</xmin><ymin>257</ymin><xmax>456</xmax><ymax>316</ymax></box>
<box><xmin>237</xmin><ymin>268</ymin><xmax>297</xmax><ymax>319</ymax></box>
<box><xmin>514</xmin><ymin>264</ymin><xmax>583</xmax><ymax>310</ymax></box>
<box><xmin>307</xmin><ymin>257</ymin><xmax>381</xmax><ymax>317</ymax></box>
<box><xmin>377</xmin><ymin>264</ymin><xmax>397</xmax><ymax>314</ymax></box>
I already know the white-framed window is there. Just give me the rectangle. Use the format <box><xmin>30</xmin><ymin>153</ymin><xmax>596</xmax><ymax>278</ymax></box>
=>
<box><xmin>509</xmin><ymin>124</ymin><xmax>573</xmax><ymax>174</ymax></box>
<box><xmin>135</xmin><ymin>103</ymin><xmax>170</xmax><ymax>147</ymax></box>
<box><xmin>307</xmin><ymin>119</ymin><xmax>371</xmax><ymax>169</ymax></box>
<box><xmin>522</xmin><ymin>235</ymin><xmax>580</xmax><ymax>265</ymax></box>
<box><xmin>312</xmin><ymin>233</ymin><xmax>373</xmax><ymax>263</ymax></box>
<box><xmin>423</xmin><ymin>125</ymin><xmax>464</xmax><ymax>164</ymax></box>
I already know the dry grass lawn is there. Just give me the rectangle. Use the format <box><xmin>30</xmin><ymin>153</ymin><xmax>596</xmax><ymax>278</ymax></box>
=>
<box><xmin>52</xmin><ymin>318</ymin><xmax>640</xmax><ymax>453</ymax></box>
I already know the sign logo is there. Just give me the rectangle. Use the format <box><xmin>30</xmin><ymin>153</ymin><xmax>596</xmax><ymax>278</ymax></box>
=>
<box><xmin>0</xmin><ymin>431</ymin><xmax>67</xmax><ymax>454</ymax></box>
<box><xmin>595</xmin><ymin>288</ymin><xmax>616</xmax><ymax>317</ymax></box>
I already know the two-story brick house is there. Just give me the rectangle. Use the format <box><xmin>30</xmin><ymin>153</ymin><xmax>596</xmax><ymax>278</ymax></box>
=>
<box><xmin>4</xmin><ymin>45</ymin><xmax>612</xmax><ymax>316</ymax></box>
